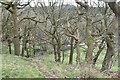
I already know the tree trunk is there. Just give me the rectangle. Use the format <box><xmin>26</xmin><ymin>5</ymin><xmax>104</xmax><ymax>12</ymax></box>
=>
<box><xmin>21</xmin><ymin>26</ymin><xmax>27</xmax><ymax>56</ymax></box>
<box><xmin>92</xmin><ymin>46</ymin><xmax>104</xmax><ymax>65</ymax></box>
<box><xmin>117</xmin><ymin>8</ymin><xmax>120</xmax><ymax>75</ymax></box>
<box><xmin>93</xmin><ymin>39</ymin><xmax>105</xmax><ymax>65</ymax></box>
<box><xmin>0</xmin><ymin>6</ymin><xmax>2</xmax><ymax>55</ymax></box>
<box><xmin>21</xmin><ymin>46</ymin><xmax>24</xmax><ymax>56</ymax></box>
<box><xmin>107</xmin><ymin>3</ymin><xmax>120</xmax><ymax>72</ymax></box>
<box><xmin>107</xmin><ymin>2</ymin><xmax>120</xmax><ymax>17</ymax></box>
<box><xmin>85</xmin><ymin>34</ymin><xmax>94</xmax><ymax>64</ymax></box>
<box><xmin>8</xmin><ymin>39</ymin><xmax>12</xmax><ymax>54</ymax></box>
<box><xmin>84</xmin><ymin>6</ymin><xmax>94</xmax><ymax>65</ymax></box>
<box><xmin>12</xmin><ymin>3</ymin><xmax>20</xmax><ymax>56</ymax></box>
<box><xmin>118</xmin><ymin>16</ymin><xmax>120</xmax><ymax>68</ymax></box>
<box><xmin>52</xmin><ymin>38</ymin><xmax>57</xmax><ymax>61</ymax></box>
<box><xmin>33</xmin><ymin>44</ymin><xmax>35</xmax><ymax>56</ymax></box>
<box><xmin>69</xmin><ymin>37</ymin><xmax>74</xmax><ymax>64</ymax></box>
<box><xmin>25</xmin><ymin>43</ymin><xmax>29</xmax><ymax>58</ymax></box>
<box><xmin>101</xmin><ymin>35</ymin><xmax>114</xmax><ymax>71</ymax></box>
<box><xmin>53</xmin><ymin>45</ymin><xmax>57</xmax><ymax>61</ymax></box>
<box><xmin>21</xmin><ymin>26</ymin><xmax>26</xmax><ymax>56</ymax></box>
<box><xmin>76</xmin><ymin>40</ymin><xmax>81</xmax><ymax>65</ymax></box>
<box><xmin>62</xmin><ymin>51</ymin><xmax>64</xmax><ymax>63</ymax></box>
<box><xmin>57</xmin><ymin>40</ymin><xmax>61</xmax><ymax>62</ymax></box>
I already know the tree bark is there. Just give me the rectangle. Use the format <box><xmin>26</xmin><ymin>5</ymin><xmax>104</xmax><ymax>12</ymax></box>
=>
<box><xmin>21</xmin><ymin>26</ymin><xmax>27</xmax><ymax>56</ymax></box>
<box><xmin>76</xmin><ymin>40</ymin><xmax>81</xmax><ymax>65</ymax></box>
<box><xmin>62</xmin><ymin>51</ymin><xmax>64</xmax><ymax>63</ymax></box>
<box><xmin>54</xmin><ymin>45</ymin><xmax>57</xmax><ymax>61</ymax></box>
<box><xmin>69</xmin><ymin>37</ymin><xmax>74</xmax><ymax>64</ymax></box>
<box><xmin>85</xmin><ymin>34</ymin><xmax>94</xmax><ymax>64</ymax></box>
<box><xmin>12</xmin><ymin>3</ymin><xmax>20</xmax><ymax>56</ymax></box>
<box><xmin>101</xmin><ymin>1</ymin><xmax>119</xmax><ymax>71</ymax></box>
<box><xmin>107</xmin><ymin>2</ymin><xmax>120</xmax><ymax>17</ymax></box>
<box><xmin>76</xmin><ymin>29</ymin><xmax>81</xmax><ymax>65</ymax></box>
<box><xmin>117</xmin><ymin>7</ymin><xmax>120</xmax><ymax>75</ymax></box>
<box><xmin>84</xmin><ymin>6</ymin><xmax>94</xmax><ymax>65</ymax></box>
<box><xmin>33</xmin><ymin>43</ymin><xmax>35</xmax><ymax>56</ymax></box>
<box><xmin>8</xmin><ymin>39</ymin><xmax>12</xmax><ymax>54</ymax></box>
<box><xmin>25</xmin><ymin>42</ymin><xmax>29</xmax><ymax>58</ymax></box>
<box><xmin>101</xmin><ymin>35</ymin><xmax>114</xmax><ymax>71</ymax></box>
<box><xmin>57</xmin><ymin>40</ymin><xmax>61</xmax><ymax>62</ymax></box>
<box><xmin>75</xmin><ymin>0</ymin><xmax>94</xmax><ymax>65</ymax></box>
<box><xmin>52</xmin><ymin>38</ymin><xmax>57</xmax><ymax>61</ymax></box>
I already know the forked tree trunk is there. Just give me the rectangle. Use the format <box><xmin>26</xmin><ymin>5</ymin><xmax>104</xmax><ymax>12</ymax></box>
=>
<box><xmin>69</xmin><ymin>37</ymin><xmax>74</xmax><ymax>64</ymax></box>
<box><xmin>101</xmin><ymin>35</ymin><xmax>114</xmax><ymax>71</ymax></box>
<box><xmin>75</xmin><ymin>0</ymin><xmax>95</xmax><ymax>65</ymax></box>
<box><xmin>12</xmin><ymin>3</ymin><xmax>20</xmax><ymax>56</ymax></box>
<box><xmin>107</xmin><ymin>2</ymin><xmax>120</xmax><ymax>73</ymax></box>
<box><xmin>99</xmin><ymin>2</ymin><xmax>119</xmax><ymax>71</ymax></box>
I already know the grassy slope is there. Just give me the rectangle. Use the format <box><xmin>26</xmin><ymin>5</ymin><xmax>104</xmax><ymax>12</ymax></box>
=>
<box><xmin>2</xmin><ymin>54</ymin><xmax>41</xmax><ymax>78</ymax></box>
<box><xmin>1</xmin><ymin>46</ymin><xmax>118</xmax><ymax>78</ymax></box>
<box><xmin>2</xmin><ymin>53</ymin><xmax>112</xmax><ymax>78</ymax></box>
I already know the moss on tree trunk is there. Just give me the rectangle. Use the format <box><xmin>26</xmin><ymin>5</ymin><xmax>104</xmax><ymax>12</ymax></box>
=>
<box><xmin>85</xmin><ymin>34</ymin><xmax>94</xmax><ymax>64</ymax></box>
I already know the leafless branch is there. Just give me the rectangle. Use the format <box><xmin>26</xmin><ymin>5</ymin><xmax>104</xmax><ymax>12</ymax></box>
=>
<box><xmin>20</xmin><ymin>16</ymin><xmax>47</xmax><ymax>23</ymax></box>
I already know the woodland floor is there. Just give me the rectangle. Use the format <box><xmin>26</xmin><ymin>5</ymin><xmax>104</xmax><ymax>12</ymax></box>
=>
<box><xmin>1</xmin><ymin>46</ymin><xmax>118</xmax><ymax>78</ymax></box>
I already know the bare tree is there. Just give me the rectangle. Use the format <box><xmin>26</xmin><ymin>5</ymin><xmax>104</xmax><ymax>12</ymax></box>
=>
<box><xmin>28</xmin><ymin>0</ymin><xmax>72</xmax><ymax>62</ymax></box>
<box><xmin>2</xmin><ymin>10</ymin><xmax>13</xmax><ymax>54</ymax></box>
<box><xmin>0</xmin><ymin>0</ymin><xmax>31</xmax><ymax>56</ymax></box>
<box><xmin>98</xmin><ymin>0</ymin><xmax>119</xmax><ymax>71</ymax></box>
<box><xmin>75</xmin><ymin>0</ymin><xmax>94</xmax><ymax>65</ymax></box>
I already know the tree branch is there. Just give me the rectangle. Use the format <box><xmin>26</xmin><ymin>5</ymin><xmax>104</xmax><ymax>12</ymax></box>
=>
<box><xmin>20</xmin><ymin>16</ymin><xmax>47</xmax><ymax>23</ymax></box>
<box><xmin>75</xmin><ymin>0</ymin><xmax>89</xmax><ymax>9</ymax></box>
<box><xmin>17</xmin><ymin>1</ymin><xmax>31</xmax><ymax>9</ymax></box>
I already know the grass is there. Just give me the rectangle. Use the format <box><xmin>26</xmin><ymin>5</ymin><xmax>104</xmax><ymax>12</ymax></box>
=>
<box><xmin>1</xmin><ymin>45</ymin><xmax>118</xmax><ymax>78</ymax></box>
<box><xmin>2</xmin><ymin>54</ymin><xmax>42</xmax><ymax>78</ymax></box>
<box><xmin>1</xmin><ymin>53</ymin><xmax>110</xmax><ymax>78</ymax></box>
<box><xmin>63</xmin><ymin>46</ymin><xmax>118</xmax><ymax>71</ymax></box>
